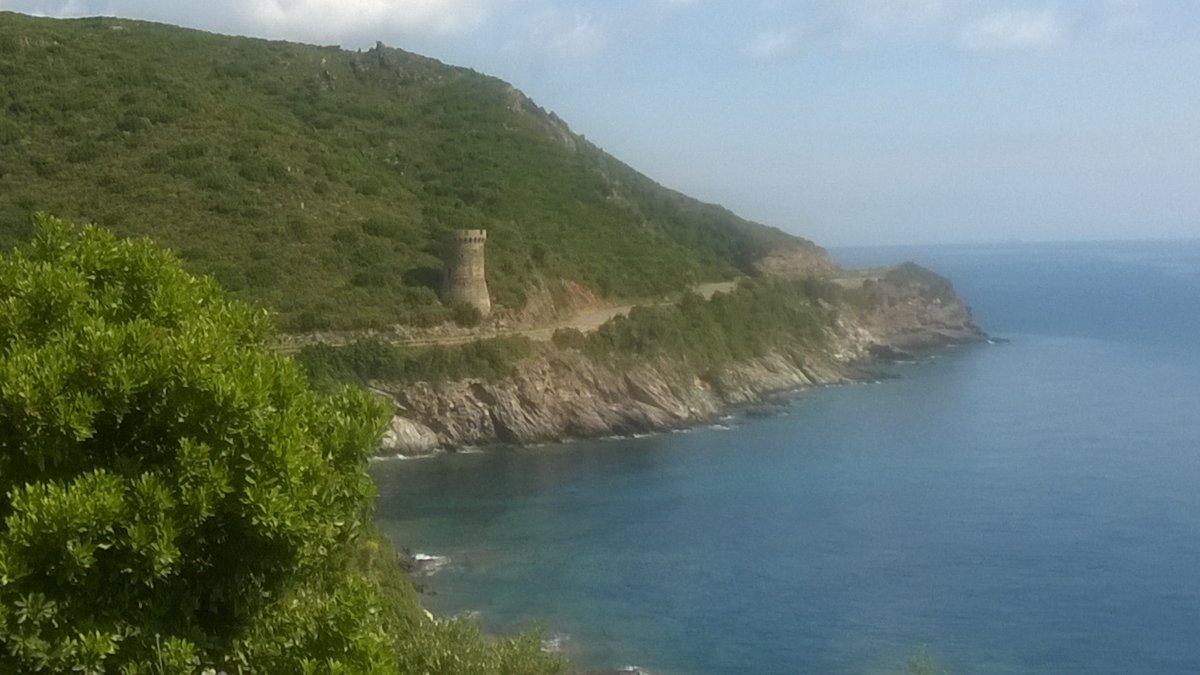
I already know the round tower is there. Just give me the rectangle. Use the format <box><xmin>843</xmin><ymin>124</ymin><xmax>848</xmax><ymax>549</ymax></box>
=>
<box><xmin>442</xmin><ymin>229</ymin><xmax>491</xmax><ymax>316</ymax></box>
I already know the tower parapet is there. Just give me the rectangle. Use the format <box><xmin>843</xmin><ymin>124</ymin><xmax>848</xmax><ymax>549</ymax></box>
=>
<box><xmin>442</xmin><ymin>229</ymin><xmax>491</xmax><ymax>316</ymax></box>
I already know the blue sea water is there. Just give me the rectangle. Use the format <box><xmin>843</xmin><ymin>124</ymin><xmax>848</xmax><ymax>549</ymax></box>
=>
<box><xmin>371</xmin><ymin>240</ymin><xmax>1200</xmax><ymax>674</ymax></box>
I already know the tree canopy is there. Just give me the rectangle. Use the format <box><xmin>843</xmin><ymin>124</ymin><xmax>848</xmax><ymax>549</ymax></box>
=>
<box><xmin>0</xmin><ymin>215</ymin><xmax>393</xmax><ymax>671</ymax></box>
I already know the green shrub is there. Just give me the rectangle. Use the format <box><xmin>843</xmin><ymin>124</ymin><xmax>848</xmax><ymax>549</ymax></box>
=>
<box><xmin>582</xmin><ymin>280</ymin><xmax>833</xmax><ymax>373</ymax></box>
<box><xmin>450</xmin><ymin>300</ymin><xmax>484</xmax><ymax>327</ymax></box>
<box><xmin>551</xmin><ymin>326</ymin><xmax>587</xmax><ymax>350</ymax></box>
<box><xmin>393</xmin><ymin>615</ymin><xmax>565</xmax><ymax>675</ymax></box>
<box><xmin>0</xmin><ymin>216</ymin><xmax>566</xmax><ymax>673</ymax></box>
<box><xmin>297</xmin><ymin>336</ymin><xmax>533</xmax><ymax>389</ymax></box>
<box><xmin>0</xmin><ymin>216</ymin><xmax>392</xmax><ymax>672</ymax></box>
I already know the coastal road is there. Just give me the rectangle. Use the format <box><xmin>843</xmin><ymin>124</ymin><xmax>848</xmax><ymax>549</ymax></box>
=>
<box><xmin>514</xmin><ymin>280</ymin><xmax>736</xmax><ymax>342</ymax></box>
<box><xmin>274</xmin><ymin>281</ymin><xmax>738</xmax><ymax>352</ymax></box>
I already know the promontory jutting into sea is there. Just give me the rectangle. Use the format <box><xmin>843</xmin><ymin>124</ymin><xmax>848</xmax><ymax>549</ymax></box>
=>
<box><xmin>0</xmin><ymin>6</ymin><xmax>1197</xmax><ymax>675</ymax></box>
<box><xmin>376</xmin><ymin>241</ymin><xmax>1200</xmax><ymax>674</ymax></box>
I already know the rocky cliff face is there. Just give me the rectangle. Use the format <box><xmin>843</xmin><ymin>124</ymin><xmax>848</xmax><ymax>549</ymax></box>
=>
<box><xmin>375</xmin><ymin>270</ymin><xmax>985</xmax><ymax>456</ymax></box>
<box><xmin>379</xmin><ymin>347</ymin><xmax>848</xmax><ymax>454</ymax></box>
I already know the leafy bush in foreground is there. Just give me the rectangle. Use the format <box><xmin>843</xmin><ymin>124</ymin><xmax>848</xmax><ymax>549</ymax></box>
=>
<box><xmin>0</xmin><ymin>217</ymin><xmax>563</xmax><ymax>674</ymax></box>
<box><xmin>0</xmin><ymin>215</ymin><xmax>390</xmax><ymax>671</ymax></box>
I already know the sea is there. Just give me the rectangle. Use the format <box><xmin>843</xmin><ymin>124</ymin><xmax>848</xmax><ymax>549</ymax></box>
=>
<box><xmin>371</xmin><ymin>240</ymin><xmax>1200</xmax><ymax>675</ymax></box>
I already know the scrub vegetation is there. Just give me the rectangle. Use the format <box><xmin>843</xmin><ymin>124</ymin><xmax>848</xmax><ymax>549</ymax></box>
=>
<box><xmin>295</xmin><ymin>278</ymin><xmax>842</xmax><ymax>388</ymax></box>
<box><xmin>296</xmin><ymin>336</ymin><xmax>535</xmax><ymax>392</ymax></box>
<box><xmin>575</xmin><ymin>278</ymin><xmax>837</xmax><ymax>371</ymax></box>
<box><xmin>0</xmin><ymin>11</ymin><xmax>814</xmax><ymax>330</ymax></box>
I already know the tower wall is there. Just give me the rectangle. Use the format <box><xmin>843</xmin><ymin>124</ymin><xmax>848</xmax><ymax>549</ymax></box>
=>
<box><xmin>442</xmin><ymin>229</ymin><xmax>491</xmax><ymax>316</ymax></box>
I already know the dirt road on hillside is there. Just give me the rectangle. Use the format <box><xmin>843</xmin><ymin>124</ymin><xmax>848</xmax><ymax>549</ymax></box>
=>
<box><xmin>514</xmin><ymin>280</ymin><xmax>736</xmax><ymax>342</ymax></box>
<box><xmin>274</xmin><ymin>281</ymin><xmax>739</xmax><ymax>352</ymax></box>
<box><xmin>402</xmin><ymin>281</ymin><xmax>738</xmax><ymax>346</ymax></box>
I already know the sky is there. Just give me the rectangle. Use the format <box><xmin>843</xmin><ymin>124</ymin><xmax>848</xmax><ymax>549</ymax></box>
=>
<box><xmin>4</xmin><ymin>1</ymin><xmax>1199</xmax><ymax>246</ymax></box>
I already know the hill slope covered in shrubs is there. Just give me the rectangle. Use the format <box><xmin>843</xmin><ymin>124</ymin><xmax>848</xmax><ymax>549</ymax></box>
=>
<box><xmin>0</xmin><ymin>11</ymin><xmax>820</xmax><ymax>330</ymax></box>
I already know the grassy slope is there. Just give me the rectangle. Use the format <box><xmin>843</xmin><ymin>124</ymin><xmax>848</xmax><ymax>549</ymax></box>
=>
<box><xmin>0</xmin><ymin>11</ymin><xmax>818</xmax><ymax>330</ymax></box>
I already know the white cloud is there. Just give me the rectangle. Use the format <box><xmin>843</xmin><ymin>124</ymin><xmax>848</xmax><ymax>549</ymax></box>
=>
<box><xmin>3</xmin><ymin>0</ymin><xmax>110</xmax><ymax>17</ymax></box>
<box><xmin>6</xmin><ymin>0</ymin><xmax>506</xmax><ymax>40</ymax></box>
<box><xmin>957</xmin><ymin>8</ymin><xmax>1065</xmax><ymax>51</ymax></box>
<box><xmin>743</xmin><ymin>29</ymin><xmax>798</xmax><ymax>62</ymax></box>
<box><xmin>247</xmin><ymin>0</ymin><xmax>502</xmax><ymax>39</ymax></box>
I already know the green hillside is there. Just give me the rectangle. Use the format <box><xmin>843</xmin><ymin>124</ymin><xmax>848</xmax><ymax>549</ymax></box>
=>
<box><xmin>0</xmin><ymin>11</ymin><xmax>819</xmax><ymax>330</ymax></box>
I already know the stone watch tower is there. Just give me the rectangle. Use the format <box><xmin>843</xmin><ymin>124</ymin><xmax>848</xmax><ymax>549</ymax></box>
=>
<box><xmin>442</xmin><ymin>229</ymin><xmax>491</xmax><ymax>316</ymax></box>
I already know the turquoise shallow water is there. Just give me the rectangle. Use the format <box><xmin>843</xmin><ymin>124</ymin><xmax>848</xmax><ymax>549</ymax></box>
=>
<box><xmin>372</xmin><ymin>241</ymin><xmax>1200</xmax><ymax>674</ymax></box>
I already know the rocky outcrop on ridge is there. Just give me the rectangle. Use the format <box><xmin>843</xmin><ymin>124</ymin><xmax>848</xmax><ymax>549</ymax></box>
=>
<box><xmin>752</xmin><ymin>241</ymin><xmax>839</xmax><ymax>280</ymax></box>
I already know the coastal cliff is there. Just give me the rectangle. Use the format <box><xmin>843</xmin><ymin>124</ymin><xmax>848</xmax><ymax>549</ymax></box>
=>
<box><xmin>375</xmin><ymin>268</ymin><xmax>984</xmax><ymax>455</ymax></box>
